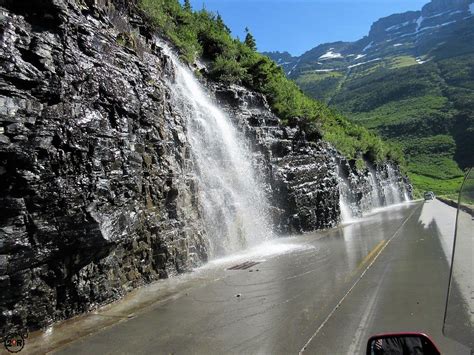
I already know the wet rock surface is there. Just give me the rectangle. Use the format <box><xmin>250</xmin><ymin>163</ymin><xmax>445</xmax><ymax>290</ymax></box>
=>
<box><xmin>0</xmin><ymin>0</ymin><xmax>209</xmax><ymax>332</ymax></box>
<box><xmin>213</xmin><ymin>84</ymin><xmax>411</xmax><ymax>232</ymax></box>
<box><xmin>0</xmin><ymin>0</ymin><xmax>411</xmax><ymax>332</ymax></box>
<box><xmin>213</xmin><ymin>84</ymin><xmax>341</xmax><ymax>232</ymax></box>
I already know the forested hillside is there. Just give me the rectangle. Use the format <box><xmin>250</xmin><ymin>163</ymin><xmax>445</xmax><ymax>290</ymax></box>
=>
<box><xmin>332</xmin><ymin>54</ymin><xmax>473</xmax><ymax>196</ymax></box>
<box><xmin>265</xmin><ymin>0</ymin><xmax>474</xmax><ymax>196</ymax></box>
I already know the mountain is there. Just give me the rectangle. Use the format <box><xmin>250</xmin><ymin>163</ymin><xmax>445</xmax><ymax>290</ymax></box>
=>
<box><xmin>264</xmin><ymin>0</ymin><xmax>474</xmax><ymax>196</ymax></box>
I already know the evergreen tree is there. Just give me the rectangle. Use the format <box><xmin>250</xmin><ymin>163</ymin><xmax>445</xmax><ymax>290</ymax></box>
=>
<box><xmin>244</xmin><ymin>27</ymin><xmax>257</xmax><ymax>51</ymax></box>
<box><xmin>183</xmin><ymin>0</ymin><xmax>191</xmax><ymax>12</ymax></box>
<box><xmin>216</xmin><ymin>12</ymin><xmax>230</xmax><ymax>33</ymax></box>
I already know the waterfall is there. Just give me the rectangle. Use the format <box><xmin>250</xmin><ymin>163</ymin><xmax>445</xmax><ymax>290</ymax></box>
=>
<box><xmin>336</xmin><ymin>161</ymin><xmax>410</xmax><ymax>223</ymax></box>
<box><xmin>336</xmin><ymin>164</ymin><xmax>357</xmax><ymax>223</ymax></box>
<box><xmin>160</xmin><ymin>44</ymin><xmax>273</xmax><ymax>257</ymax></box>
<box><xmin>367</xmin><ymin>170</ymin><xmax>382</xmax><ymax>208</ymax></box>
<box><xmin>384</xmin><ymin>165</ymin><xmax>404</xmax><ymax>205</ymax></box>
<box><xmin>340</xmin><ymin>198</ymin><xmax>356</xmax><ymax>223</ymax></box>
<box><xmin>403</xmin><ymin>190</ymin><xmax>410</xmax><ymax>202</ymax></box>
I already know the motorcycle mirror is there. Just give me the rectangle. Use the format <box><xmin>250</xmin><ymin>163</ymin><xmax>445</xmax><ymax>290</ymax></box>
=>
<box><xmin>366</xmin><ymin>332</ymin><xmax>441</xmax><ymax>355</ymax></box>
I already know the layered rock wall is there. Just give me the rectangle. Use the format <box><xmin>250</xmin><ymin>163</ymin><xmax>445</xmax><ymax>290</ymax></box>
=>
<box><xmin>0</xmin><ymin>0</ymin><xmax>209</xmax><ymax>331</ymax></box>
<box><xmin>213</xmin><ymin>85</ymin><xmax>341</xmax><ymax>233</ymax></box>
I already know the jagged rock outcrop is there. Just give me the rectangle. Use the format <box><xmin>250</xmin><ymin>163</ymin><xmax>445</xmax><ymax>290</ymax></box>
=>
<box><xmin>213</xmin><ymin>85</ymin><xmax>341</xmax><ymax>232</ymax></box>
<box><xmin>0</xmin><ymin>0</ymin><xmax>411</xmax><ymax>333</ymax></box>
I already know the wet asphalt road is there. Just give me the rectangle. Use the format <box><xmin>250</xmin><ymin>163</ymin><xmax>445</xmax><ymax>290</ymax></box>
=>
<box><xmin>26</xmin><ymin>200</ymin><xmax>470</xmax><ymax>354</ymax></box>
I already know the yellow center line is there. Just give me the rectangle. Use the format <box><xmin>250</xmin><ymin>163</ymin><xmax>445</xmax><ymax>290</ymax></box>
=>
<box><xmin>300</xmin><ymin>204</ymin><xmax>421</xmax><ymax>354</ymax></box>
<box><xmin>345</xmin><ymin>239</ymin><xmax>387</xmax><ymax>282</ymax></box>
<box><xmin>358</xmin><ymin>239</ymin><xmax>387</xmax><ymax>271</ymax></box>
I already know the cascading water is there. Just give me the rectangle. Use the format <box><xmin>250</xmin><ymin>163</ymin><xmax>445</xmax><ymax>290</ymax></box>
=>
<box><xmin>337</xmin><ymin>161</ymin><xmax>410</xmax><ymax>223</ymax></box>
<box><xmin>340</xmin><ymin>197</ymin><xmax>355</xmax><ymax>223</ymax></box>
<box><xmin>336</xmin><ymin>163</ymin><xmax>357</xmax><ymax>223</ymax></box>
<box><xmin>403</xmin><ymin>190</ymin><xmax>410</xmax><ymax>202</ymax></box>
<box><xmin>384</xmin><ymin>165</ymin><xmax>404</xmax><ymax>205</ymax></box>
<box><xmin>367</xmin><ymin>170</ymin><xmax>382</xmax><ymax>208</ymax></box>
<box><xmin>160</xmin><ymin>44</ymin><xmax>273</xmax><ymax>257</ymax></box>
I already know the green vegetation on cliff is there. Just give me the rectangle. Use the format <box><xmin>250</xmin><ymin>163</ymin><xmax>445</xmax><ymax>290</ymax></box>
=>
<box><xmin>138</xmin><ymin>0</ymin><xmax>403</xmax><ymax>164</ymax></box>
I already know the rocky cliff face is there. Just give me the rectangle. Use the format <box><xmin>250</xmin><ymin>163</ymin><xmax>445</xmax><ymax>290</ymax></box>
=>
<box><xmin>368</xmin><ymin>0</ymin><xmax>472</xmax><ymax>45</ymax></box>
<box><xmin>0</xmin><ymin>0</ymin><xmax>211</xmax><ymax>332</ymax></box>
<box><xmin>212</xmin><ymin>84</ymin><xmax>341</xmax><ymax>233</ymax></box>
<box><xmin>0</xmin><ymin>0</ymin><xmax>410</xmax><ymax>332</ymax></box>
<box><xmin>422</xmin><ymin>0</ymin><xmax>471</xmax><ymax>16</ymax></box>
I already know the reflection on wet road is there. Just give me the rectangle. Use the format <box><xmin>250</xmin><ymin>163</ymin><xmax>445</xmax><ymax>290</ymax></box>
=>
<box><xmin>25</xmin><ymin>200</ymin><xmax>470</xmax><ymax>354</ymax></box>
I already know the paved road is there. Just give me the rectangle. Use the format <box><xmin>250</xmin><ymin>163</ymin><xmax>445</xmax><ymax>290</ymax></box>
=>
<box><xmin>24</xmin><ymin>200</ymin><xmax>470</xmax><ymax>354</ymax></box>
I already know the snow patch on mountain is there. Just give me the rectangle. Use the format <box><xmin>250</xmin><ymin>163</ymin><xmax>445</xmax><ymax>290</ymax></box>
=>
<box><xmin>398</xmin><ymin>14</ymin><xmax>460</xmax><ymax>39</ymax></box>
<box><xmin>418</xmin><ymin>20</ymin><xmax>457</xmax><ymax>32</ymax></box>
<box><xmin>319</xmin><ymin>50</ymin><xmax>343</xmax><ymax>60</ymax></box>
<box><xmin>424</xmin><ymin>9</ymin><xmax>462</xmax><ymax>20</ymax></box>
<box><xmin>416</xmin><ymin>57</ymin><xmax>428</xmax><ymax>64</ymax></box>
<box><xmin>400</xmin><ymin>31</ymin><xmax>417</xmax><ymax>38</ymax></box>
<box><xmin>385</xmin><ymin>21</ymin><xmax>412</xmax><ymax>32</ymax></box>
<box><xmin>348</xmin><ymin>58</ymin><xmax>381</xmax><ymax>69</ymax></box>
<box><xmin>287</xmin><ymin>58</ymin><xmax>301</xmax><ymax>75</ymax></box>
<box><xmin>355</xmin><ymin>54</ymin><xmax>366</xmax><ymax>60</ymax></box>
<box><xmin>363</xmin><ymin>41</ymin><xmax>374</xmax><ymax>52</ymax></box>
<box><xmin>393</xmin><ymin>43</ymin><xmax>403</xmax><ymax>47</ymax></box>
<box><xmin>416</xmin><ymin>16</ymin><xmax>424</xmax><ymax>31</ymax></box>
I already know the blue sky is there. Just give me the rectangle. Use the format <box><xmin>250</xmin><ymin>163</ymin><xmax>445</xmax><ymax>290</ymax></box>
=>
<box><xmin>189</xmin><ymin>0</ymin><xmax>428</xmax><ymax>55</ymax></box>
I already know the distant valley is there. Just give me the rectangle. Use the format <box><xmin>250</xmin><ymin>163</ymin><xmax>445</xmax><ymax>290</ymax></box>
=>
<box><xmin>264</xmin><ymin>0</ymin><xmax>474</xmax><ymax>196</ymax></box>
